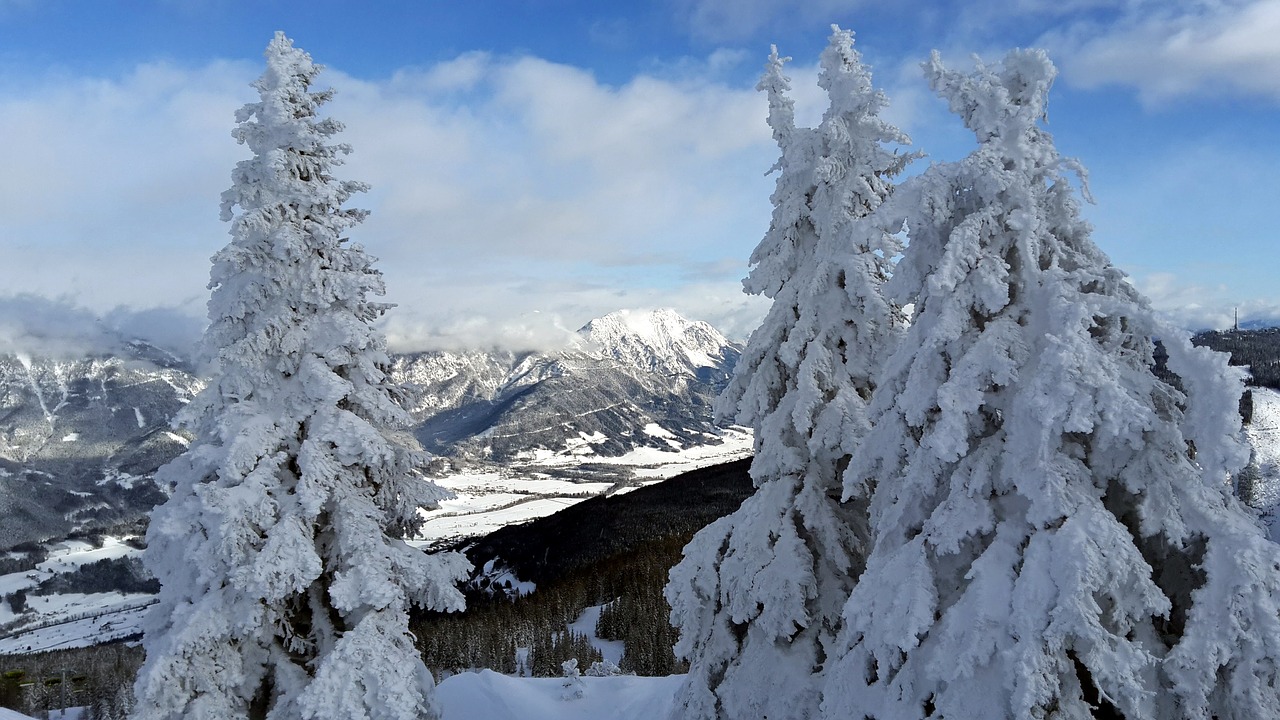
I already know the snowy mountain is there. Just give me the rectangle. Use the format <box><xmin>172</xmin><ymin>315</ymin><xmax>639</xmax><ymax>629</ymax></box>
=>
<box><xmin>0</xmin><ymin>309</ymin><xmax>742</xmax><ymax>551</ymax></box>
<box><xmin>394</xmin><ymin>309</ymin><xmax>742</xmax><ymax>462</ymax></box>
<box><xmin>0</xmin><ymin>343</ymin><xmax>203</xmax><ymax>549</ymax></box>
<box><xmin>577</xmin><ymin>308</ymin><xmax>738</xmax><ymax>382</ymax></box>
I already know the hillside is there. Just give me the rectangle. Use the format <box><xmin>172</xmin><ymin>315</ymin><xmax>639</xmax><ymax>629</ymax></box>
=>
<box><xmin>0</xmin><ymin>308</ymin><xmax>744</xmax><ymax>551</ymax></box>
<box><xmin>399</xmin><ymin>308</ymin><xmax>741</xmax><ymax>462</ymax></box>
<box><xmin>413</xmin><ymin>458</ymin><xmax>754</xmax><ymax>679</ymax></box>
<box><xmin>1193</xmin><ymin>327</ymin><xmax>1280</xmax><ymax>389</ymax></box>
<box><xmin>460</xmin><ymin>457</ymin><xmax>753</xmax><ymax>586</ymax></box>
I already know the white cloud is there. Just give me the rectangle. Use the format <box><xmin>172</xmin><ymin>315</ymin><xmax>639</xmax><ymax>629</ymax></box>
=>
<box><xmin>0</xmin><ymin>294</ymin><xmax>202</xmax><ymax>358</ymax></box>
<box><xmin>1041</xmin><ymin>0</ymin><xmax>1280</xmax><ymax>103</ymax></box>
<box><xmin>0</xmin><ymin>52</ymin><xmax>784</xmax><ymax>352</ymax></box>
<box><xmin>0</xmin><ymin>60</ymin><xmax>254</xmax><ymax>312</ymax></box>
<box><xmin>1132</xmin><ymin>272</ymin><xmax>1280</xmax><ymax>332</ymax></box>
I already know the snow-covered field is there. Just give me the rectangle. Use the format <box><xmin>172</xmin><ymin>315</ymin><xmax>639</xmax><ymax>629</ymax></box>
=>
<box><xmin>436</xmin><ymin>671</ymin><xmax>682</xmax><ymax>720</ymax></box>
<box><xmin>0</xmin><ymin>675</ymin><xmax>681</xmax><ymax>720</ymax></box>
<box><xmin>1</xmin><ymin>430</ymin><xmax>752</xmax><ymax>653</ymax></box>
<box><xmin>569</xmin><ymin>604</ymin><xmax>625</xmax><ymax>667</ymax></box>
<box><xmin>412</xmin><ymin>427</ymin><xmax>753</xmax><ymax>546</ymax></box>
<box><xmin>0</xmin><ymin>537</ymin><xmax>152</xmax><ymax>654</ymax></box>
<box><xmin>515</xmin><ymin>425</ymin><xmax>752</xmax><ymax>479</ymax></box>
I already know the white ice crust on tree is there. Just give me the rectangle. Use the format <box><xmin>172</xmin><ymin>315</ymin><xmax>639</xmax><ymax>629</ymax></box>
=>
<box><xmin>822</xmin><ymin>48</ymin><xmax>1280</xmax><ymax>720</ymax></box>
<box><xmin>666</xmin><ymin>26</ymin><xmax>912</xmax><ymax>720</ymax></box>
<box><xmin>132</xmin><ymin>32</ymin><xmax>468</xmax><ymax>720</ymax></box>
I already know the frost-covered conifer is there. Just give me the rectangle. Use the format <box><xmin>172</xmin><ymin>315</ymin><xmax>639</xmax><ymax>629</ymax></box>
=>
<box><xmin>131</xmin><ymin>32</ymin><xmax>468</xmax><ymax>720</ymax></box>
<box><xmin>823</xmin><ymin>49</ymin><xmax>1280</xmax><ymax>719</ymax></box>
<box><xmin>666</xmin><ymin>28</ymin><xmax>911</xmax><ymax>720</ymax></box>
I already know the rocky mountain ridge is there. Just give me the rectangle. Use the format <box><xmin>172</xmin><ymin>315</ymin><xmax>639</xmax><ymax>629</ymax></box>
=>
<box><xmin>0</xmin><ymin>342</ymin><xmax>202</xmax><ymax>549</ymax></box>
<box><xmin>0</xmin><ymin>309</ymin><xmax>742</xmax><ymax>549</ymax></box>
<box><xmin>395</xmin><ymin>309</ymin><xmax>741</xmax><ymax>462</ymax></box>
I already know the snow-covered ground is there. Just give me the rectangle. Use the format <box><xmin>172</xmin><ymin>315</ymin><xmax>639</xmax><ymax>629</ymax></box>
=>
<box><xmin>412</xmin><ymin>427</ymin><xmax>753</xmax><ymax>546</ymax></box>
<box><xmin>569</xmin><ymin>604</ymin><xmax>625</xmax><ymax>667</ymax></box>
<box><xmin>0</xmin><ymin>537</ymin><xmax>153</xmax><ymax>654</ymax></box>
<box><xmin>7</xmin><ymin>677</ymin><xmax>683</xmax><ymax>720</ymax></box>
<box><xmin>1245</xmin><ymin>387</ymin><xmax>1280</xmax><ymax>540</ymax></box>
<box><xmin>1</xmin><ymin>430</ymin><xmax>753</xmax><ymax>653</ymax></box>
<box><xmin>515</xmin><ymin>425</ymin><xmax>752</xmax><ymax>479</ymax></box>
<box><xmin>436</xmin><ymin>670</ymin><xmax>682</xmax><ymax>720</ymax></box>
<box><xmin>0</xmin><ymin>708</ymin><xmax>80</xmax><ymax>719</ymax></box>
<box><xmin>0</xmin><ymin>537</ymin><xmax>140</xmax><ymax>620</ymax></box>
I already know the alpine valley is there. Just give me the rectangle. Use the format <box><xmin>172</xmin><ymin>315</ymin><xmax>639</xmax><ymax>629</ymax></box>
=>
<box><xmin>0</xmin><ymin>308</ymin><xmax>755</xmax><ymax>657</ymax></box>
<box><xmin>0</xmin><ymin>308</ymin><xmax>747</xmax><ymax>553</ymax></box>
<box><xmin>5</xmin><ymin>315</ymin><xmax>1280</xmax><ymax>700</ymax></box>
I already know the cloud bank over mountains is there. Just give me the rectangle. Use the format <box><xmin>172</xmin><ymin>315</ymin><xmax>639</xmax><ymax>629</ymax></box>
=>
<box><xmin>0</xmin><ymin>295</ymin><xmax>202</xmax><ymax>359</ymax></box>
<box><xmin>0</xmin><ymin>52</ymin><xmax>777</xmax><ymax>351</ymax></box>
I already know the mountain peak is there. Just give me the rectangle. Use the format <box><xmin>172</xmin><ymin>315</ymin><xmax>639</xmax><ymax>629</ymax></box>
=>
<box><xmin>577</xmin><ymin>308</ymin><xmax>737</xmax><ymax>377</ymax></box>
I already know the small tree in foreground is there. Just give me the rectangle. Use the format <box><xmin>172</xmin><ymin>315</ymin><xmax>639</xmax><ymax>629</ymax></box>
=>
<box><xmin>667</xmin><ymin>27</ymin><xmax>911</xmax><ymax>720</ymax></box>
<box><xmin>824</xmin><ymin>49</ymin><xmax>1280</xmax><ymax>719</ymax></box>
<box><xmin>132</xmin><ymin>32</ymin><xmax>468</xmax><ymax>720</ymax></box>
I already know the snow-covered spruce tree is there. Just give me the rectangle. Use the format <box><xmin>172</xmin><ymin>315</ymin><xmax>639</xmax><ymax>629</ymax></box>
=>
<box><xmin>823</xmin><ymin>49</ymin><xmax>1280</xmax><ymax>719</ymax></box>
<box><xmin>666</xmin><ymin>28</ymin><xmax>911</xmax><ymax>720</ymax></box>
<box><xmin>132</xmin><ymin>33</ymin><xmax>468</xmax><ymax>720</ymax></box>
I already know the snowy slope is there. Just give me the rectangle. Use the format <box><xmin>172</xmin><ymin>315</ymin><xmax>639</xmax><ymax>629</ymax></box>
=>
<box><xmin>397</xmin><ymin>308</ymin><xmax>742</xmax><ymax>462</ymax></box>
<box><xmin>0</xmin><ymin>308</ymin><xmax>739</xmax><ymax>551</ymax></box>
<box><xmin>411</xmin><ymin>426</ymin><xmax>753</xmax><ymax>548</ymax></box>
<box><xmin>0</xmin><ymin>535</ymin><xmax>153</xmax><ymax>653</ymax></box>
<box><xmin>577</xmin><ymin>308</ymin><xmax>738</xmax><ymax>380</ymax></box>
<box><xmin>0</xmin><ymin>345</ymin><xmax>202</xmax><ymax>548</ymax></box>
<box><xmin>1244</xmin><ymin>386</ymin><xmax>1280</xmax><ymax>541</ymax></box>
<box><xmin>0</xmin><ymin>537</ymin><xmax>152</xmax><ymax>654</ymax></box>
<box><xmin>0</xmin><ymin>309</ymin><xmax>751</xmax><ymax>653</ymax></box>
<box><xmin>8</xmin><ymin>693</ymin><xmax>675</xmax><ymax>720</ymax></box>
<box><xmin>436</xmin><ymin>670</ymin><xmax>683</xmax><ymax>720</ymax></box>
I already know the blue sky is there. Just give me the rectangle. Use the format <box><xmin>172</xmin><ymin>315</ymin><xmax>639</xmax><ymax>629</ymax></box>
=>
<box><xmin>1</xmin><ymin>0</ymin><xmax>1277</xmax><ymax>352</ymax></box>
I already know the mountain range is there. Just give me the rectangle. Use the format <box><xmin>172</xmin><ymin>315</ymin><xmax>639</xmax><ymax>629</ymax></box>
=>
<box><xmin>396</xmin><ymin>308</ymin><xmax>741</xmax><ymax>462</ymax></box>
<box><xmin>0</xmin><ymin>309</ymin><xmax>743</xmax><ymax>550</ymax></box>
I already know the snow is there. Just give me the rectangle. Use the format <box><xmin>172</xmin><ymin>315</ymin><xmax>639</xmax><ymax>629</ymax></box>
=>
<box><xmin>60</xmin><ymin>432</ymin><xmax>78</xmax><ymax>442</ymax></box>
<box><xmin>641</xmin><ymin>423</ymin><xmax>682</xmax><ymax>449</ymax></box>
<box><xmin>0</xmin><ymin>709</ymin><xmax>81</xmax><ymax>720</ymax></box>
<box><xmin>474</xmin><ymin>558</ymin><xmax>536</xmax><ymax>596</ymax></box>
<box><xmin>96</xmin><ymin>467</ymin><xmax>144</xmax><ymax>489</ymax></box>
<box><xmin>435</xmin><ymin>670</ymin><xmax>683</xmax><ymax>720</ymax></box>
<box><xmin>37</xmin><ymin>538</ymin><xmax>137</xmax><ymax>574</ymax></box>
<box><xmin>1246</xmin><ymin>387</ymin><xmax>1280</xmax><ymax>488</ymax></box>
<box><xmin>132</xmin><ymin>34</ymin><xmax>471</xmax><ymax>719</ymax></box>
<box><xmin>621</xmin><ymin>426</ymin><xmax>752</xmax><ymax>478</ymax></box>
<box><xmin>412</xmin><ymin>497</ymin><xmax>588</xmax><ymax>546</ymax></box>
<box><xmin>642</xmin><ymin>423</ymin><xmax>676</xmax><ymax>439</ymax></box>
<box><xmin>515</xmin><ymin>426</ymin><xmax>752</xmax><ymax>478</ymax></box>
<box><xmin>668</xmin><ymin>30</ymin><xmax>910</xmax><ymax>720</ymax></box>
<box><xmin>0</xmin><ymin>537</ymin><xmax>152</xmax><ymax>652</ymax></box>
<box><xmin>1245</xmin><ymin>386</ymin><xmax>1280</xmax><ymax>538</ymax></box>
<box><xmin>577</xmin><ymin>308</ymin><xmax>731</xmax><ymax>378</ymax></box>
<box><xmin>569</xmin><ymin>604</ymin><xmax>625</xmax><ymax>667</ymax></box>
<box><xmin>0</xmin><ymin>596</ymin><xmax>153</xmax><ymax>653</ymax></box>
<box><xmin>408</xmin><ymin>427</ymin><xmax>752</xmax><ymax>546</ymax></box>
